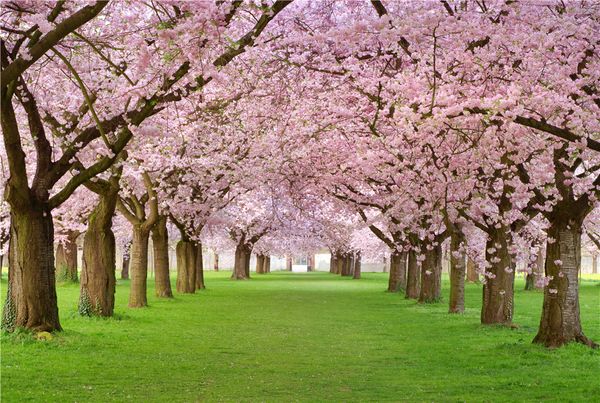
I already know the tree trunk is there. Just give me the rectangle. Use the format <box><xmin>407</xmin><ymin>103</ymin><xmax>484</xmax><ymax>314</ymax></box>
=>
<box><xmin>382</xmin><ymin>255</ymin><xmax>389</xmax><ymax>273</ymax></box>
<box><xmin>176</xmin><ymin>240</ymin><xmax>196</xmax><ymax>293</ymax></box>
<box><xmin>449</xmin><ymin>230</ymin><xmax>466</xmax><ymax>313</ymax></box>
<box><xmin>405</xmin><ymin>250</ymin><xmax>420</xmax><ymax>299</ymax></box>
<box><xmin>56</xmin><ymin>232</ymin><xmax>78</xmax><ymax>282</ymax></box>
<box><xmin>387</xmin><ymin>252</ymin><xmax>403</xmax><ymax>292</ymax></box>
<box><xmin>286</xmin><ymin>255</ymin><xmax>292</xmax><ymax>271</ymax></box>
<box><xmin>121</xmin><ymin>241</ymin><xmax>130</xmax><ymax>280</ymax></box>
<box><xmin>256</xmin><ymin>254</ymin><xmax>265</xmax><ymax>274</ymax></box>
<box><xmin>341</xmin><ymin>254</ymin><xmax>353</xmax><ymax>277</ymax></box>
<box><xmin>151</xmin><ymin>216</ymin><xmax>172</xmax><ymax>298</ymax></box>
<box><xmin>195</xmin><ymin>242</ymin><xmax>205</xmax><ymax>289</ymax></box>
<box><xmin>466</xmin><ymin>257</ymin><xmax>479</xmax><ymax>283</ymax></box>
<box><xmin>533</xmin><ymin>221</ymin><xmax>597</xmax><ymax>348</ymax></box>
<box><xmin>593</xmin><ymin>255</ymin><xmax>598</xmax><ymax>275</ymax></box>
<box><xmin>419</xmin><ymin>244</ymin><xmax>442</xmax><ymax>303</ymax></box>
<box><xmin>481</xmin><ymin>227</ymin><xmax>514</xmax><ymax>325</ymax></box>
<box><xmin>525</xmin><ymin>247</ymin><xmax>545</xmax><ymax>291</ymax></box>
<box><xmin>265</xmin><ymin>255</ymin><xmax>271</xmax><ymax>273</ymax></box>
<box><xmin>353</xmin><ymin>252</ymin><xmax>362</xmax><ymax>279</ymax></box>
<box><xmin>232</xmin><ymin>242</ymin><xmax>251</xmax><ymax>280</ymax></box>
<box><xmin>2</xmin><ymin>207</ymin><xmax>61</xmax><ymax>332</ymax></box>
<box><xmin>129</xmin><ymin>226</ymin><xmax>150</xmax><ymax>307</ymax></box>
<box><xmin>213</xmin><ymin>251</ymin><xmax>219</xmax><ymax>271</ymax></box>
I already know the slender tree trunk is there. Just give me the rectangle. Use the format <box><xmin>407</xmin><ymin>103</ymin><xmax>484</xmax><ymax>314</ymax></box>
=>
<box><xmin>593</xmin><ymin>255</ymin><xmax>598</xmax><ymax>275</ymax></box>
<box><xmin>405</xmin><ymin>250</ymin><xmax>420</xmax><ymax>299</ymax></box>
<box><xmin>232</xmin><ymin>242</ymin><xmax>251</xmax><ymax>280</ymax></box>
<box><xmin>481</xmin><ymin>227</ymin><xmax>514</xmax><ymax>325</ymax></box>
<box><xmin>56</xmin><ymin>231</ymin><xmax>78</xmax><ymax>282</ymax></box>
<box><xmin>353</xmin><ymin>252</ymin><xmax>362</xmax><ymax>279</ymax></box>
<box><xmin>121</xmin><ymin>241</ymin><xmax>130</xmax><ymax>280</ymax></box>
<box><xmin>286</xmin><ymin>255</ymin><xmax>293</xmax><ymax>271</ymax></box>
<box><xmin>2</xmin><ymin>207</ymin><xmax>61</xmax><ymax>332</ymax></box>
<box><xmin>466</xmin><ymin>257</ymin><xmax>479</xmax><ymax>283</ymax></box>
<box><xmin>256</xmin><ymin>254</ymin><xmax>265</xmax><ymax>274</ymax></box>
<box><xmin>387</xmin><ymin>252</ymin><xmax>403</xmax><ymax>292</ymax></box>
<box><xmin>151</xmin><ymin>216</ymin><xmax>172</xmax><ymax>298</ymax></box>
<box><xmin>329</xmin><ymin>253</ymin><xmax>335</xmax><ymax>273</ymax></box>
<box><xmin>449</xmin><ymin>230</ymin><xmax>466</xmax><ymax>313</ymax></box>
<box><xmin>195</xmin><ymin>242</ymin><xmax>205</xmax><ymax>289</ymax></box>
<box><xmin>129</xmin><ymin>226</ymin><xmax>150</xmax><ymax>307</ymax></box>
<box><xmin>213</xmin><ymin>251</ymin><xmax>219</xmax><ymax>271</ymax></box>
<box><xmin>419</xmin><ymin>244</ymin><xmax>442</xmax><ymax>303</ymax></box>
<box><xmin>525</xmin><ymin>247</ymin><xmax>544</xmax><ymax>291</ymax></box>
<box><xmin>176</xmin><ymin>240</ymin><xmax>196</xmax><ymax>293</ymax></box>
<box><xmin>533</xmin><ymin>221</ymin><xmax>597</xmax><ymax>348</ymax></box>
<box><xmin>265</xmin><ymin>256</ymin><xmax>271</xmax><ymax>273</ymax></box>
<box><xmin>79</xmin><ymin>189</ymin><xmax>118</xmax><ymax>317</ymax></box>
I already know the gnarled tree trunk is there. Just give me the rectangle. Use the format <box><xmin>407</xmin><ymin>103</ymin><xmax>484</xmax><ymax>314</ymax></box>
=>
<box><xmin>419</xmin><ymin>243</ymin><xmax>442</xmax><ymax>303</ymax></box>
<box><xmin>152</xmin><ymin>216</ymin><xmax>172</xmax><ymax>298</ymax></box>
<box><xmin>195</xmin><ymin>242</ymin><xmax>205</xmax><ymax>289</ymax></box>
<box><xmin>56</xmin><ymin>231</ymin><xmax>78</xmax><ymax>282</ymax></box>
<box><xmin>2</xmin><ymin>207</ymin><xmax>61</xmax><ymax>332</ymax></box>
<box><xmin>129</xmin><ymin>226</ymin><xmax>150</xmax><ymax>307</ymax></box>
<box><xmin>481</xmin><ymin>227</ymin><xmax>514</xmax><ymax>325</ymax></box>
<box><xmin>405</xmin><ymin>250</ymin><xmax>420</xmax><ymax>299</ymax></box>
<box><xmin>176</xmin><ymin>240</ymin><xmax>196</xmax><ymax>293</ymax></box>
<box><xmin>80</xmin><ymin>189</ymin><xmax>118</xmax><ymax>317</ymax></box>
<box><xmin>449</xmin><ymin>230</ymin><xmax>466</xmax><ymax>313</ymax></box>
<box><xmin>533</xmin><ymin>220</ymin><xmax>597</xmax><ymax>348</ymax></box>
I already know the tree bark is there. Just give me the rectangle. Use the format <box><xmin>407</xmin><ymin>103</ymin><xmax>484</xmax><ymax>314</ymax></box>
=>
<box><xmin>151</xmin><ymin>216</ymin><xmax>172</xmax><ymax>298</ymax></box>
<box><xmin>419</xmin><ymin>243</ymin><xmax>442</xmax><ymax>303</ymax></box>
<box><xmin>533</xmin><ymin>221</ymin><xmax>597</xmax><ymax>348</ymax></box>
<box><xmin>121</xmin><ymin>241</ymin><xmax>130</xmax><ymax>280</ymax></box>
<box><xmin>265</xmin><ymin>255</ymin><xmax>271</xmax><ymax>273</ymax></box>
<box><xmin>256</xmin><ymin>254</ymin><xmax>265</xmax><ymax>274</ymax></box>
<box><xmin>525</xmin><ymin>247</ymin><xmax>545</xmax><ymax>291</ymax></box>
<box><xmin>405</xmin><ymin>250</ymin><xmax>420</xmax><ymax>299</ymax></box>
<box><xmin>286</xmin><ymin>255</ymin><xmax>292</xmax><ymax>271</ymax></box>
<box><xmin>195</xmin><ymin>242</ymin><xmax>205</xmax><ymax>289</ymax></box>
<box><xmin>593</xmin><ymin>255</ymin><xmax>598</xmax><ymax>275</ymax></box>
<box><xmin>341</xmin><ymin>254</ymin><xmax>354</xmax><ymax>277</ymax></box>
<box><xmin>129</xmin><ymin>226</ymin><xmax>150</xmax><ymax>307</ymax></box>
<box><xmin>80</xmin><ymin>189</ymin><xmax>118</xmax><ymax>317</ymax></box>
<box><xmin>56</xmin><ymin>231</ymin><xmax>78</xmax><ymax>282</ymax></box>
<box><xmin>481</xmin><ymin>227</ymin><xmax>514</xmax><ymax>325</ymax></box>
<box><xmin>2</xmin><ymin>207</ymin><xmax>61</xmax><ymax>332</ymax></box>
<box><xmin>466</xmin><ymin>257</ymin><xmax>479</xmax><ymax>283</ymax></box>
<box><xmin>353</xmin><ymin>252</ymin><xmax>362</xmax><ymax>279</ymax></box>
<box><xmin>449</xmin><ymin>230</ymin><xmax>466</xmax><ymax>313</ymax></box>
<box><xmin>232</xmin><ymin>242</ymin><xmax>251</xmax><ymax>280</ymax></box>
<box><xmin>387</xmin><ymin>252</ymin><xmax>403</xmax><ymax>292</ymax></box>
<box><xmin>176</xmin><ymin>240</ymin><xmax>196</xmax><ymax>293</ymax></box>
<box><xmin>213</xmin><ymin>251</ymin><xmax>219</xmax><ymax>272</ymax></box>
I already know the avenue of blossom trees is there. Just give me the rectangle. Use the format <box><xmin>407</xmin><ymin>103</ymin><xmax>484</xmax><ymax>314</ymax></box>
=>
<box><xmin>1</xmin><ymin>0</ymin><xmax>599</xmax><ymax>350</ymax></box>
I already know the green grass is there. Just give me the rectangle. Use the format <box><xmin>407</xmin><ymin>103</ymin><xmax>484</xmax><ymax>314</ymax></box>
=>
<box><xmin>1</xmin><ymin>271</ymin><xmax>599</xmax><ymax>402</ymax></box>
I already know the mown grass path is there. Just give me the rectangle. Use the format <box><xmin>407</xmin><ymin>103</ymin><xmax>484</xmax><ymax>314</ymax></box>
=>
<box><xmin>1</xmin><ymin>272</ymin><xmax>599</xmax><ymax>402</ymax></box>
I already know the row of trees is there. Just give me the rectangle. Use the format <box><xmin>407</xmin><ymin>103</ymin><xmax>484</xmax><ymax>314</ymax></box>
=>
<box><xmin>1</xmin><ymin>1</ymin><xmax>599</xmax><ymax>350</ymax></box>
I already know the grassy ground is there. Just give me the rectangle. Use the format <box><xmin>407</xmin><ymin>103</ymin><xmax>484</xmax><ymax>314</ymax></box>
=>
<box><xmin>1</xmin><ymin>271</ymin><xmax>599</xmax><ymax>402</ymax></box>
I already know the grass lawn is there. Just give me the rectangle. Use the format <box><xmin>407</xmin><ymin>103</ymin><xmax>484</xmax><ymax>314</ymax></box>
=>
<box><xmin>1</xmin><ymin>271</ymin><xmax>599</xmax><ymax>402</ymax></box>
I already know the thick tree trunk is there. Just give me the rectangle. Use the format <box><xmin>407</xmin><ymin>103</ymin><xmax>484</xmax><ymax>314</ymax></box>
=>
<box><xmin>419</xmin><ymin>244</ymin><xmax>442</xmax><ymax>303</ymax></box>
<box><xmin>466</xmin><ymin>257</ymin><xmax>479</xmax><ymax>283</ymax></box>
<box><xmin>2</xmin><ymin>207</ymin><xmax>61</xmax><ymax>332</ymax></box>
<box><xmin>56</xmin><ymin>232</ymin><xmax>78</xmax><ymax>282</ymax></box>
<box><xmin>387</xmin><ymin>252</ymin><xmax>403</xmax><ymax>292</ymax></box>
<box><xmin>195</xmin><ymin>243</ymin><xmax>205</xmax><ymax>289</ymax></box>
<box><xmin>232</xmin><ymin>243</ymin><xmax>251</xmax><ymax>280</ymax></box>
<box><xmin>79</xmin><ymin>189</ymin><xmax>118</xmax><ymax>317</ymax></box>
<box><xmin>353</xmin><ymin>252</ymin><xmax>362</xmax><ymax>279</ymax></box>
<box><xmin>256</xmin><ymin>254</ymin><xmax>265</xmax><ymax>274</ymax></box>
<box><xmin>481</xmin><ymin>228</ymin><xmax>514</xmax><ymax>325</ymax></box>
<box><xmin>129</xmin><ymin>226</ymin><xmax>150</xmax><ymax>307</ymax></box>
<box><xmin>405</xmin><ymin>250</ymin><xmax>420</xmax><ymax>299</ymax></box>
<box><xmin>176</xmin><ymin>240</ymin><xmax>196</xmax><ymax>293</ymax></box>
<box><xmin>213</xmin><ymin>251</ymin><xmax>219</xmax><ymax>271</ymax></box>
<box><xmin>533</xmin><ymin>221</ymin><xmax>597</xmax><ymax>348</ymax></box>
<box><xmin>449</xmin><ymin>230</ymin><xmax>466</xmax><ymax>313</ymax></box>
<box><xmin>264</xmin><ymin>256</ymin><xmax>271</xmax><ymax>273</ymax></box>
<box><xmin>341</xmin><ymin>254</ymin><xmax>353</xmax><ymax>277</ymax></box>
<box><xmin>151</xmin><ymin>216</ymin><xmax>172</xmax><ymax>298</ymax></box>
